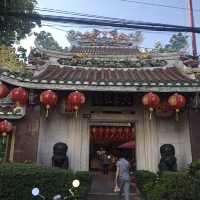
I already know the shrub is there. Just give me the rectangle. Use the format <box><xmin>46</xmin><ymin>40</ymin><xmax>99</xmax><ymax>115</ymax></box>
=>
<box><xmin>75</xmin><ymin>171</ymin><xmax>91</xmax><ymax>199</ymax></box>
<box><xmin>134</xmin><ymin>170</ymin><xmax>157</xmax><ymax>193</ymax></box>
<box><xmin>144</xmin><ymin>171</ymin><xmax>200</xmax><ymax>200</ymax></box>
<box><xmin>0</xmin><ymin>163</ymin><xmax>90</xmax><ymax>200</ymax></box>
<box><xmin>188</xmin><ymin>159</ymin><xmax>200</xmax><ymax>176</ymax></box>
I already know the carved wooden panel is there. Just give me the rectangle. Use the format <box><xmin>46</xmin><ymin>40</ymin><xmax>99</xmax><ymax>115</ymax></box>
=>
<box><xmin>92</xmin><ymin>92</ymin><xmax>134</xmax><ymax>107</ymax></box>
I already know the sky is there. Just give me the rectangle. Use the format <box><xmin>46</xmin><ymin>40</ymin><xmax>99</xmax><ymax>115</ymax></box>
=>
<box><xmin>21</xmin><ymin>0</ymin><xmax>200</xmax><ymax>54</ymax></box>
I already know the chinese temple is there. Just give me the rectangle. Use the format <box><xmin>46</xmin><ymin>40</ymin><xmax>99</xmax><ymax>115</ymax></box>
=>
<box><xmin>0</xmin><ymin>30</ymin><xmax>200</xmax><ymax>173</ymax></box>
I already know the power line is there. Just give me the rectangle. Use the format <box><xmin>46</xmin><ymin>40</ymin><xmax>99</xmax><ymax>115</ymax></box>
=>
<box><xmin>42</xmin><ymin>22</ymin><xmax>176</xmax><ymax>36</ymax></box>
<box><xmin>35</xmin><ymin>7</ymin><xmax>190</xmax><ymax>29</ymax></box>
<box><xmin>121</xmin><ymin>0</ymin><xmax>200</xmax><ymax>12</ymax></box>
<box><xmin>35</xmin><ymin>7</ymin><xmax>120</xmax><ymax>21</ymax></box>
<box><xmin>2</xmin><ymin>12</ymin><xmax>200</xmax><ymax>33</ymax></box>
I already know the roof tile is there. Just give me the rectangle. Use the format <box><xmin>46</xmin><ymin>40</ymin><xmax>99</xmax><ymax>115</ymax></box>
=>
<box><xmin>28</xmin><ymin>66</ymin><xmax>195</xmax><ymax>86</ymax></box>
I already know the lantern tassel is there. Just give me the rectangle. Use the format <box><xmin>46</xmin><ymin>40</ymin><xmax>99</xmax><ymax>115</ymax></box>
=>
<box><xmin>13</xmin><ymin>102</ymin><xmax>22</xmax><ymax>114</ymax></box>
<box><xmin>2</xmin><ymin>133</ymin><xmax>7</xmax><ymax>144</ymax></box>
<box><xmin>45</xmin><ymin>105</ymin><xmax>50</xmax><ymax>118</ymax></box>
<box><xmin>149</xmin><ymin>108</ymin><xmax>153</xmax><ymax>120</ymax></box>
<box><xmin>176</xmin><ymin>109</ymin><xmax>180</xmax><ymax>121</ymax></box>
<box><xmin>74</xmin><ymin>106</ymin><xmax>79</xmax><ymax>118</ymax></box>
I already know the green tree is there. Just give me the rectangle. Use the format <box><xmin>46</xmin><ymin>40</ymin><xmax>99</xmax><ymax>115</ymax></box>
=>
<box><xmin>152</xmin><ymin>32</ymin><xmax>188</xmax><ymax>53</ymax></box>
<box><xmin>0</xmin><ymin>0</ymin><xmax>40</xmax><ymax>45</ymax></box>
<box><xmin>166</xmin><ymin>32</ymin><xmax>188</xmax><ymax>52</ymax></box>
<box><xmin>34</xmin><ymin>31</ymin><xmax>63</xmax><ymax>51</ymax></box>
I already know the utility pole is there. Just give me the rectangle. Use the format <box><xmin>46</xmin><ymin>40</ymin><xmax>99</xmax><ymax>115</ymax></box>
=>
<box><xmin>188</xmin><ymin>0</ymin><xmax>197</xmax><ymax>57</ymax></box>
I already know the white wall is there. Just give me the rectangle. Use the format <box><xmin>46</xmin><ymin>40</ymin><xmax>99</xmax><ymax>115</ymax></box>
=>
<box><xmin>37</xmin><ymin>102</ymin><xmax>192</xmax><ymax>172</ymax></box>
<box><xmin>156</xmin><ymin>113</ymin><xmax>192</xmax><ymax>170</ymax></box>
<box><xmin>37</xmin><ymin>106</ymin><xmax>89</xmax><ymax>171</ymax></box>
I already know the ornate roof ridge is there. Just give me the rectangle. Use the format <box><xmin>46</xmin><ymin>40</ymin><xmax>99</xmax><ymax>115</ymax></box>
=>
<box><xmin>71</xmin><ymin>45</ymin><xmax>138</xmax><ymax>49</ymax></box>
<box><xmin>44</xmin><ymin>64</ymin><xmax>174</xmax><ymax>71</ymax></box>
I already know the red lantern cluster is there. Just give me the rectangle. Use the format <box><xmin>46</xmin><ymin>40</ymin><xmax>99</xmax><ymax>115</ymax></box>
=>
<box><xmin>0</xmin><ymin>120</ymin><xmax>13</xmax><ymax>137</ymax></box>
<box><xmin>40</xmin><ymin>90</ymin><xmax>58</xmax><ymax>117</ymax></box>
<box><xmin>0</xmin><ymin>83</ymin><xmax>9</xmax><ymax>98</ymax></box>
<box><xmin>142</xmin><ymin>92</ymin><xmax>160</xmax><ymax>119</ymax></box>
<box><xmin>142</xmin><ymin>92</ymin><xmax>186</xmax><ymax>121</ymax></box>
<box><xmin>90</xmin><ymin>126</ymin><xmax>134</xmax><ymax>143</ymax></box>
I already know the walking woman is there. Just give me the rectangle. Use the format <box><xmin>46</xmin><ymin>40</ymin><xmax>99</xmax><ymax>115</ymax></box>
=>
<box><xmin>115</xmin><ymin>150</ymin><xmax>130</xmax><ymax>200</ymax></box>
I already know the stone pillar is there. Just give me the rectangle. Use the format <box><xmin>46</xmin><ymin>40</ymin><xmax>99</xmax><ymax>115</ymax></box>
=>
<box><xmin>13</xmin><ymin>105</ymin><xmax>40</xmax><ymax>162</ymax></box>
<box><xmin>136</xmin><ymin>107</ymin><xmax>158</xmax><ymax>172</ymax></box>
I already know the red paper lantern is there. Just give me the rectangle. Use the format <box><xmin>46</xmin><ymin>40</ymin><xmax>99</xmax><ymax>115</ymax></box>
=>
<box><xmin>40</xmin><ymin>90</ymin><xmax>58</xmax><ymax>117</ymax></box>
<box><xmin>104</xmin><ymin>127</ymin><xmax>110</xmax><ymax>140</ymax></box>
<box><xmin>10</xmin><ymin>87</ymin><xmax>28</xmax><ymax>105</ymax></box>
<box><xmin>168</xmin><ymin>93</ymin><xmax>186</xmax><ymax>121</ymax></box>
<box><xmin>0</xmin><ymin>120</ymin><xmax>12</xmax><ymax>137</ymax></box>
<box><xmin>142</xmin><ymin>92</ymin><xmax>160</xmax><ymax>119</ymax></box>
<box><xmin>95</xmin><ymin>127</ymin><xmax>103</xmax><ymax>141</ymax></box>
<box><xmin>90</xmin><ymin>127</ymin><xmax>97</xmax><ymax>141</ymax></box>
<box><xmin>117</xmin><ymin>127</ymin><xmax>123</xmax><ymax>135</ymax></box>
<box><xmin>110</xmin><ymin>127</ymin><xmax>117</xmax><ymax>141</ymax></box>
<box><xmin>67</xmin><ymin>91</ymin><xmax>85</xmax><ymax>111</ymax></box>
<box><xmin>90</xmin><ymin>127</ymin><xmax>94</xmax><ymax>141</ymax></box>
<box><xmin>0</xmin><ymin>83</ymin><xmax>9</xmax><ymax>98</ymax></box>
<box><xmin>91</xmin><ymin>127</ymin><xmax>97</xmax><ymax>135</ymax></box>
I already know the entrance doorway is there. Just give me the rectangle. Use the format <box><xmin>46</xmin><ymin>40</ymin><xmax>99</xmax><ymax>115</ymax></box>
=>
<box><xmin>89</xmin><ymin>122</ymin><xmax>136</xmax><ymax>193</ymax></box>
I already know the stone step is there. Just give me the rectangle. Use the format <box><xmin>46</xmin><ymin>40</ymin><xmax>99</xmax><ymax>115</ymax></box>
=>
<box><xmin>87</xmin><ymin>193</ymin><xmax>141</xmax><ymax>200</ymax></box>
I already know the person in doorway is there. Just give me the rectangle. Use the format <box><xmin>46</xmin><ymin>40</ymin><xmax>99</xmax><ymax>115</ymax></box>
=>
<box><xmin>96</xmin><ymin>147</ymin><xmax>106</xmax><ymax>159</ymax></box>
<box><xmin>101</xmin><ymin>152</ymin><xmax>111</xmax><ymax>175</ymax></box>
<box><xmin>115</xmin><ymin>150</ymin><xmax>130</xmax><ymax>200</ymax></box>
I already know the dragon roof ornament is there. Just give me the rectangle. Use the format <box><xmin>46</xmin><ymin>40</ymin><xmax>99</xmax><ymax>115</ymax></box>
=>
<box><xmin>67</xmin><ymin>29</ymin><xmax>143</xmax><ymax>47</ymax></box>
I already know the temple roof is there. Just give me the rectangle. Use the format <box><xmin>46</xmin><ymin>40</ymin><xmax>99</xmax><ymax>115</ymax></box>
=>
<box><xmin>1</xmin><ymin>30</ymin><xmax>199</xmax><ymax>93</ymax></box>
<box><xmin>0</xmin><ymin>65</ymin><xmax>199</xmax><ymax>92</ymax></box>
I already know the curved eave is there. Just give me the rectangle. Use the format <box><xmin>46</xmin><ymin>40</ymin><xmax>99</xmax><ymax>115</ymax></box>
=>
<box><xmin>1</xmin><ymin>75</ymin><xmax>200</xmax><ymax>93</ymax></box>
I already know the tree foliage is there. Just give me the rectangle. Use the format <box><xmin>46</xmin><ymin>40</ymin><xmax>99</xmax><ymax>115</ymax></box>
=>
<box><xmin>0</xmin><ymin>45</ymin><xmax>25</xmax><ymax>71</ymax></box>
<box><xmin>34</xmin><ymin>31</ymin><xmax>63</xmax><ymax>51</ymax></box>
<box><xmin>129</xmin><ymin>31</ymin><xmax>144</xmax><ymax>47</ymax></box>
<box><xmin>17</xmin><ymin>46</ymin><xmax>27</xmax><ymax>61</ymax></box>
<box><xmin>0</xmin><ymin>0</ymin><xmax>40</xmax><ymax>45</ymax></box>
<box><xmin>153</xmin><ymin>32</ymin><xmax>188</xmax><ymax>53</ymax></box>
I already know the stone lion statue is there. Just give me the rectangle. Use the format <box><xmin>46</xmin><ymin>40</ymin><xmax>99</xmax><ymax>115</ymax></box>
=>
<box><xmin>52</xmin><ymin>142</ymin><xmax>69</xmax><ymax>169</ymax></box>
<box><xmin>158</xmin><ymin>144</ymin><xmax>177</xmax><ymax>172</ymax></box>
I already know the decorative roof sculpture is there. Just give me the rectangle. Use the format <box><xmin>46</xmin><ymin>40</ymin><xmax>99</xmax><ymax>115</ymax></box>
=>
<box><xmin>67</xmin><ymin>29</ymin><xmax>143</xmax><ymax>47</ymax></box>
